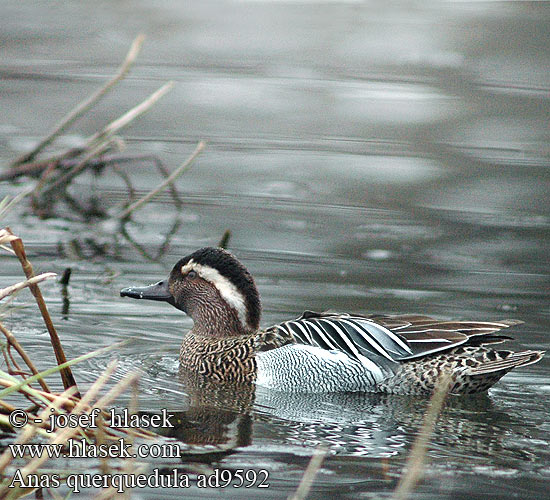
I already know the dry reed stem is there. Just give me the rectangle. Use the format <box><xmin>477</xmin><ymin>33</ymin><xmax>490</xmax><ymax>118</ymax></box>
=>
<box><xmin>6</xmin><ymin>228</ymin><xmax>79</xmax><ymax>396</ymax></box>
<box><xmin>0</xmin><ymin>322</ymin><xmax>50</xmax><ymax>393</ymax></box>
<box><xmin>0</xmin><ymin>386</ymin><xmax>78</xmax><ymax>475</ymax></box>
<box><xmin>1</xmin><ymin>367</ymin><xmax>136</xmax><ymax>500</ymax></box>
<box><xmin>0</xmin><ymin>273</ymin><xmax>57</xmax><ymax>301</ymax></box>
<box><xmin>11</xmin><ymin>34</ymin><xmax>145</xmax><ymax>167</ymax></box>
<box><xmin>0</xmin><ymin>193</ymin><xmax>31</xmax><ymax>223</ymax></box>
<box><xmin>0</xmin><ymin>229</ymin><xmax>19</xmax><ymax>246</ymax></box>
<box><xmin>153</xmin><ymin>158</ymin><xmax>183</xmax><ymax>210</ymax></box>
<box><xmin>37</xmin><ymin>81</ymin><xmax>174</xmax><ymax>199</ymax></box>
<box><xmin>0</xmin><ymin>244</ymin><xmax>15</xmax><ymax>255</ymax></box>
<box><xmin>117</xmin><ymin>140</ymin><xmax>206</xmax><ymax>220</ymax></box>
<box><xmin>86</xmin><ymin>81</ymin><xmax>174</xmax><ymax>149</ymax></box>
<box><xmin>19</xmin><ymin>382</ymin><xmax>157</xmax><ymax>441</ymax></box>
<box><xmin>0</xmin><ymin>378</ymin><xmax>86</xmax><ymax>427</ymax></box>
<box><xmin>288</xmin><ymin>446</ymin><xmax>328</xmax><ymax>500</ymax></box>
<box><xmin>94</xmin><ymin>464</ymin><xmax>150</xmax><ymax>500</ymax></box>
<box><xmin>0</xmin><ymin>341</ymin><xmax>124</xmax><ymax>410</ymax></box>
<box><xmin>69</xmin><ymin>359</ymin><xmax>119</xmax><ymax>416</ymax></box>
<box><xmin>0</xmin><ymin>399</ymin><xmax>16</xmax><ymax>413</ymax></box>
<box><xmin>96</xmin><ymin>411</ymin><xmax>109</xmax><ymax>475</ymax></box>
<box><xmin>0</xmin><ymin>415</ymin><xmax>51</xmax><ymax>440</ymax></box>
<box><xmin>96</xmin><ymin>378</ymin><xmax>141</xmax><ymax>500</ymax></box>
<box><xmin>89</xmin><ymin>372</ymin><xmax>140</xmax><ymax>415</ymax></box>
<box><xmin>391</xmin><ymin>374</ymin><xmax>453</xmax><ymax>500</ymax></box>
<box><xmin>0</xmin><ymin>377</ymin><xmax>50</xmax><ymax>408</ymax></box>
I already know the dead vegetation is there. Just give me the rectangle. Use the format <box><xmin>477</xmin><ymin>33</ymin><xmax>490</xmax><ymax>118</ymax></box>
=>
<box><xmin>0</xmin><ymin>34</ymin><xmax>207</xmax><ymax>266</ymax></box>
<box><xmin>1</xmin><ymin>34</ymin><xmax>205</xmax><ymax>229</ymax></box>
<box><xmin>0</xmin><ymin>225</ymin><xmax>184</xmax><ymax>498</ymax></box>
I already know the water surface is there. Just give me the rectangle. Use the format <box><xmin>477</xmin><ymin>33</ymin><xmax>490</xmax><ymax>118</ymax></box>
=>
<box><xmin>1</xmin><ymin>1</ymin><xmax>549</xmax><ymax>498</ymax></box>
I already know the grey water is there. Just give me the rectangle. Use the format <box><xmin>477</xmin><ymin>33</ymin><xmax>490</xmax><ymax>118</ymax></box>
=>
<box><xmin>1</xmin><ymin>1</ymin><xmax>549</xmax><ymax>498</ymax></box>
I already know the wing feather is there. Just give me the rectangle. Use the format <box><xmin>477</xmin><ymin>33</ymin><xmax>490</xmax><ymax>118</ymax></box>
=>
<box><xmin>267</xmin><ymin>311</ymin><xmax>523</xmax><ymax>363</ymax></box>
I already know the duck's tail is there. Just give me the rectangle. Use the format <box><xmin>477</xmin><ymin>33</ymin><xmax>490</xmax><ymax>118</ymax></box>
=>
<box><xmin>378</xmin><ymin>347</ymin><xmax>544</xmax><ymax>395</ymax></box>
<box><xmin>464</xmin><ymin>349</ymin><xmax>544</xmax><ymax>376</ymax></box>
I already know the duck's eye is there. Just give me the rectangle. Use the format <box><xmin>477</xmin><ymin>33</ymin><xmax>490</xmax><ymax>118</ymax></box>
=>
<box><xmin>187</xmin><ymin>270</ymin><xmax>197</xmax><ymax>280</ymax></box>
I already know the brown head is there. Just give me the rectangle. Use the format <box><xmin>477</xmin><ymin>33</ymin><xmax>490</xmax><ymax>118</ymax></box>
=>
<box><xmin>120</xmin><ymin>247</ymin><xmax>261</xmax><ymax>337</ymax></box>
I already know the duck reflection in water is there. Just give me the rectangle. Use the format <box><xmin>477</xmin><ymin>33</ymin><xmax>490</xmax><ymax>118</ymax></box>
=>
<box><xmin>140</xmin><ymin>372</ymin><xmax>525</xmax><ymax>461</ymax></box>
<box><xmin>140</xmin><ymin>372</ymin><xmax>256</xmax><ymax>461</ymax></box>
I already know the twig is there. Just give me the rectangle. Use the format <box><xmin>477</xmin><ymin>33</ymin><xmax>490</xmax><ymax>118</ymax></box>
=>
<box><xmin>35</xmin><ymin>139</ymin><xmax>114</xmax><ymax>199</ymax></box>
<box><xmin>0</xmin><ymin>153</ymin><xmax>81</xmax><ymax>182</ymax></box>
<box><xmin>153</xmin><ymin>157</ymin><xmax>183</xmax><ymax>210</ymax></box>
<box><xmin>218</xmin><ymin>230</ymin><xmax>231</xmax><ymax>249</ymax></box>
<box><xmin>7</xmin><ymin>344</ymin><xmax>27</xmax><ymax>379</ymax></box>
<box><xmin>288</xmin><ymin>446</ymin><xmax>328</xmax><ymax>500</ymax></box>
<box><xmin>86</xmin><ymin>81</ymin><xmax>174</xmax><ymax>149</ymax></box>
<box><xmin>0</xmin><ymin>323</ymin><xmax>50</xmax><ymax>393</ymax></box>
<box><xmin>391</xmin><ymin>374</ymin><xmax>453</xmax><ymax>500</ymax></box>
<box><xmin>37</xmin><ymin>82</ymin><xmax>174</xmax><ymax>199</ymax></box>
<box><xmin>0</xmin><ymin>273</ymin><xmax>57</xmax><ymax>301</ymax></box>
<box><xmin>6</xmin><ymin>228</ymin><xmax>79</xmax><ymax>397</ymax></box>
<box><xmin>11</xmin><ymin>34</ymin><xmax>145</xmax><ymax>167</ymax></box>
<box><xmin>117</xmin><ymin>141</ymin><xmax>205</xmax><ymax>220</ymax></box>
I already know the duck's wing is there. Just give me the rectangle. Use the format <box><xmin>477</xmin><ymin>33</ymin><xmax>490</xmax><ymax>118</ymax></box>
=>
<box><xmin>266</xmin><ymin>311</ymin><xmax>413</xmax><ymax>363</ymax></box>
<box><xmin>266</xmin><ymin>311</ymin><xmax>523</xmax><ymax>362</ymax></box>
<box><xmin>362</xmin><ymin>313</ymin><xmax>522</xmax><ymax>360</ymax></box>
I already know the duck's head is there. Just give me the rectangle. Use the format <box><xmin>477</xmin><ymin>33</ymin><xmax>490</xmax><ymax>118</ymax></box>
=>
<box><xmin>120</xmin><ymin>247</ymin><xmax>261</xmax><ymax>336</ymax></box>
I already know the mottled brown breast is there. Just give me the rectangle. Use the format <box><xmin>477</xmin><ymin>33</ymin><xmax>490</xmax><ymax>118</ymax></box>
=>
<box><xmin>179</xmin><ymin>332</ymin><xmax>258</xmax><ymax>383</ymax></box>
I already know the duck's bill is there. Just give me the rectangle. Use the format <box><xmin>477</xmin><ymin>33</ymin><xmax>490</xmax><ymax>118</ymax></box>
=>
<box><xmin>120</xmin><ymin>280</ymin><xmax>173</xmax><ymax>304</ymax></box>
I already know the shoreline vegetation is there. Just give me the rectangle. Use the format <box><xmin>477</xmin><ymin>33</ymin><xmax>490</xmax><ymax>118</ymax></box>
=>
<box><xmin>0</xmin><ymin>225</ymin><xmax>177</xmax><ymax>499</ymax></box>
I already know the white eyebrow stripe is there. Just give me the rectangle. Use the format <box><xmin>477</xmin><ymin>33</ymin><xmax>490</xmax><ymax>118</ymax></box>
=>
<box><xmin>181</xmin><ymin>260</ymin><xmax>248</xmax><ymax>329</ymax></box>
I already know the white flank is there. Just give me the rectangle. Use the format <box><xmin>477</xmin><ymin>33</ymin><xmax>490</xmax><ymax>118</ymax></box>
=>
<box><xmin>181</xmin><ymin>260</ymin><xmax>248</xmax><ymax>328</ymax></box>
<box><xmin>256</xmin><ymin>344</ymin><xmax>386</xmax><ymax>392</ymax></box>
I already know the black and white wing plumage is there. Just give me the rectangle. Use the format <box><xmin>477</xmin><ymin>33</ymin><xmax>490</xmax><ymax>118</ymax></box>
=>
<box><xmin>266</xmin><ymin>311</ymin><xmax>523</xmax><ymax>364</ymax></box>
<box><xmin>267</xmin><ymin>311</ymin><xmax>412</xmax><ymax>364</ymax></box>
<box><xmin>367</xmin><ymin>313</ymin><xmax>522</xmax><ymax>360</ymax></box>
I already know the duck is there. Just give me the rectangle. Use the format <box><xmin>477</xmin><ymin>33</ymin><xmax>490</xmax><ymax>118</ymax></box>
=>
<box><xmin>120</xmin><ymin>247</ymin><xmax>544</xmax><ymax>395</ymax></box>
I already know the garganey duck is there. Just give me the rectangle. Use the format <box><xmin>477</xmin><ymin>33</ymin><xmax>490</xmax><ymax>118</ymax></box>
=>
<box><xmin>121</xmin><ymin>247</ymin><xmax>544</xmax><ymax>395</ymax></box>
